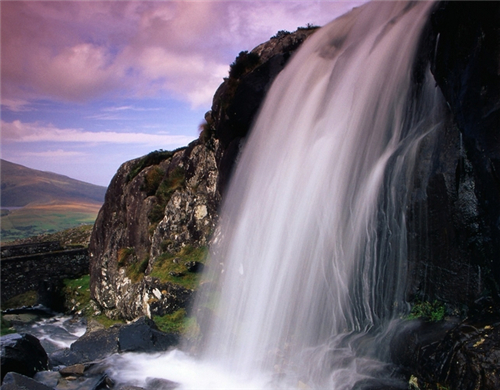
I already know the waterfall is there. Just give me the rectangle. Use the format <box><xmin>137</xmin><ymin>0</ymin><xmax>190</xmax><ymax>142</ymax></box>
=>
<box><xmin>193</xmin><ymin>1</ymin><xmax>443</xmax><ymax>388</ymax></box>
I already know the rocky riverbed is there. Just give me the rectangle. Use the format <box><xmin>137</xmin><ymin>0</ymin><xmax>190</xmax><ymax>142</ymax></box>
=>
<box><xmin>2</xmin><ymin>304</ymin><xmax>499</xmax><ymax>390</ymax></box>
<box><xmin>1</xmin><ymin>307</ymin><xmax>181</xmax><ymax>390</ymax></box>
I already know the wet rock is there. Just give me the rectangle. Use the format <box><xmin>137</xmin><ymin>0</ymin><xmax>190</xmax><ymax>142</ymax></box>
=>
<box><xmin>390</xmin><ymin>318</ymin><xmax>460</xmax><ymax>371</ymax></box>
<box><xmin>352</xmin><ymin>378</ymin><xmax>406</xmax><ymax>390</ymax></box>
<box><xmin>59</xmin><ymin>363</ymin><xmax>87</xmax><ymax>377</ymax></box>
<box><xmin>69</xmin><ymin>326</ymin><xmax>120</xmax><ymax>362</ymax></box>
<box><xmin>33</xmin><ymin>371</ymin><xmax>61</xmax><ymax>389</ymax></box>
<box><xmin>144</xmin><ymin>377</ymin><xmax>179</xmax><ymax>390</ymax></box>
<box><xmin>49</xmin><ymin>348</ymin><xmax>84</xmax><ymax>367</ymax></box>
<box><xmin>56</xmin><ymin>316</ymin><xmax>179</xmax><ymax>366</ymax></box>
<box><xmin>55</xmin><ymin>373</ymin><xmax>109</xmax><ymax>390</ymax></box>
<box><xmin>392</xmin><ymin>305</ymin><xmax>500</xmax><ymax>390</ymax></box>
<box><xmin>0</xmin><ymin>333</ymin><xmax>49</xmax><ymax>382</ymax></box>
<box><xmin>0</xmin><ymin>372</ymin><xmax>52</xmax><ymax>390</ymax></box>
<box><xmin>420</xmin><ymin>317</ymin><xmax>500</xmax><ymax>389</ymax></box>
<box><xmin>407</xmin><ymin>0</ymin><xmax>500</xmax><ymax>310</ymax></box>
<box><xmin>118</xmin><ymin>317</ymin><xmax>179</xmax><ymax>353</ymax></box>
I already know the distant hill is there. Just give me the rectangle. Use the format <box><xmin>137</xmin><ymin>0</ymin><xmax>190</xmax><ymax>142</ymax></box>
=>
<box><xmin>1</xmin><ymin>160</ymin><xmax>107</xmax><ymax>242</ymax></box>
<box><xmin>1</xmin><ymin>159</ymin><xmax>106</xmax><ymax>207</ymax></box>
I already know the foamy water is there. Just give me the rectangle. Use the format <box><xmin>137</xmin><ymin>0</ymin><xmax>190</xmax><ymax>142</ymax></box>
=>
<box><xmin>107</xmin><ymin>350</ymin><xmax>273</xmax><ymax>389</ymax></box>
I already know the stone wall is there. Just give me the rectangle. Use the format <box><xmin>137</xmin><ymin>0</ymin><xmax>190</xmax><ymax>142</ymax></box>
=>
<box><xmin>1</xmin><ymin>242</ymin><xmax>62</xmax><ymax>258</ymax></box>
<box><xmin>1</xmin><ymin>247</ymin><xmax>89</xmax><ymax>304</ymax></box>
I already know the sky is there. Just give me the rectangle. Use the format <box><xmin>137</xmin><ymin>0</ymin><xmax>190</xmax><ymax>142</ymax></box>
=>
<box><xmin>1</xmin><ymin>1</ymin><xmax>366</xmax><ymax>187</ymax></box>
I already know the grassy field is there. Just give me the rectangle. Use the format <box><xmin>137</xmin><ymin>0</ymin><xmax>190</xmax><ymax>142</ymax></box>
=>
<box><xmin>1</xmin><ymin>202</ymin><xmax>101</xmax><ymax>243</ymax></box>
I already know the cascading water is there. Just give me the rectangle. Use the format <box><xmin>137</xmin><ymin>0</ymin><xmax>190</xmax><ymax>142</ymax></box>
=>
<box><xmin>109</xmin><ymin>2</ymin><xmax>445</xmax><ymax>389</ymax></box>
<box><xmin>194</xmin><ymin>1</ymin><xmax>442</xmax><ymax>388</ymax></box>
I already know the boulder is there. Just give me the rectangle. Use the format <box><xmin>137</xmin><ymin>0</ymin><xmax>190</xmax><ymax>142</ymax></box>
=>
<box><xmin>0</xmin><ymin>372</ymin><xmax>52</xmax><ymax>390</ymax></box>
<box><xmin>0</xmin><ymin>333</ymin><xmax>49</xmax><ymax>382</ymax></box>
<box><xmin>49</xmin><ymin>348</ymin><xmax>85</xmax><ymax>368</ymax></box>
<box><xmin>118</xmin><ymin>317</ymin><xmax>179</xmax><ymax>353</ymax></box>
<box><xmin>60</xmin><ymin>316</ymin><xmax>179</xmax><ymax>364</ymax></box>
<box><xmin>69</xmin><ymin>326</ymin><xmax>120</xmax><ymax>363</ymax></box>
<box><xmin>33</xmin><ymin>371</ymin><xmax>61</xmax><ymax>389</ymax></box>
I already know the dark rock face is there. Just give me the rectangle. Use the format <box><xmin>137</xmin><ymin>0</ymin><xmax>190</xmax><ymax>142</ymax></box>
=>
<box><xmin>0</xmin><ymin>333</ymin><xmax>49</xmax><ymax>382</ymax></box>
<box><xmin>399</xmin><ymin>2</ymin><xmax>500</xmax><ymax>389</ymax></box>
<box><xmin>430</xmin><ymin>1</ymin><xmax>500</xmax><ymax>301</ymax></box>
<box><xmin>211</xmin><ymin>28</ymin><xmax>317</xmax><ymax>194</ymax></box>
<box><xmin>406</xmin><ymin>1</ymin><xmax>500</xmax><ymax>310</ymax></box>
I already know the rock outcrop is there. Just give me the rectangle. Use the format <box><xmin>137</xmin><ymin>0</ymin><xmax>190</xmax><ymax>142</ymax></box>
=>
<box><xmin>89</xmin><ymin>142</ymin><xmax>220</xmax><ymax>320</ymax></box>
<box><xmin>89</xmin><ymin>27</ymin><xmax>318</xmax><ymax>320</ymax></box>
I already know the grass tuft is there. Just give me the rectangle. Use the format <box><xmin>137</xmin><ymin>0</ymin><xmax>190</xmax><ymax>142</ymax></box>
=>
<box><xmin>408</xmin><ymin>300</ymin><xmax>446</xmax><ymax>322</ymax></box>
<box><xmin>150</xmin><ymin>246</ymin><xmax>207</xmax><ymax>289</ymax></box>
<box><xmin>1</xmin><ymin>314</ymin><xmax>16</xmax><ymax>336</ymax></box>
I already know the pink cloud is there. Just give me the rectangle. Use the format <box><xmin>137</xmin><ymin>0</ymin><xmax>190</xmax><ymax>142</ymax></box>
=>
<box><xmin>1</xmin><ymin>1</ymin><xmax>365</xmax><ymax>108</ymax></box>
<box><xmin>1</xmin><ymin>120</ymin><xmax>193</xmax><ymax>148</ymax></box>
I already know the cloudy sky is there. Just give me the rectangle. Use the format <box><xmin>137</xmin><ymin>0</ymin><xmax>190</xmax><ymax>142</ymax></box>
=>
<box><xmin>1</xmin><ymin>1</ymin><xmax>365</xmax><ymax>187</ymax></box>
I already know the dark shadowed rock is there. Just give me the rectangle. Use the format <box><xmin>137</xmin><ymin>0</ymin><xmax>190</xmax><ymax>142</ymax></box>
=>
<box><xmin>49</xmin><ymin>348</ymin><xmax>84</xmax><ymax>367</ymax></box>
<box><xmin>0</xmin><ymin>333</ymin><xmax>49</xmax><ymax>382</ymax></box>
<box><xmin>118</xmin><ymin>317</ymin><xmax>179</xmax><ymax>353</ymax></box>
<box><xmin>70</xmin><ymin>326</ymin><xmax>119</xmax><ymax>362</ymax></box>
<box><xmin>211</xmin><ymin>28</ymin><xmax>318</xmax><ymax>194</ymax></box>
<box><xmin>391</xmin><ymin>301</ymin><xmax>500</xmax><ymax>390</ymax></box>
<box><xmin>33</xmin><ymin>371</ymin><xmax>61</xmax><ymax>389</ymax></box>
<box><xmin>0</xmin><ymin>372</ymin><xmax>52</xmax><ymax>390</ymax></box>
<box><xmin>54</xmin><ymin>373</ymin><xmax>110</xmax><ymax>390</ymax></box>
<box><xmin>403</xmin><ymin>1</ymin><xmax>500</xmax><ymax>328</ymax></box>
<box><xmin>59</xmin><ymin>316</ymin><xmax>179</xmax><ymax>365</ymax></box>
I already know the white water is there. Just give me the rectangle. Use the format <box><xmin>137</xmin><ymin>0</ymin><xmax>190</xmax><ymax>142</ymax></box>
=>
<box><xmin>110</xmin><ymin>2</ymin><xmax>443</xmax><ymax>389</ymax></box>
<box><xmin>10</xmin><ymin>313</ymin><xmax>86</xmax><ymax>353</ymax></box>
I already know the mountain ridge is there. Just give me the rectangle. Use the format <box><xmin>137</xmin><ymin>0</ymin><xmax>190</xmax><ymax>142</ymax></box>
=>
<box><xmin>1</xmin><ymin>159</ymin><xmax>106</xmax><ymax>207</ymax></box>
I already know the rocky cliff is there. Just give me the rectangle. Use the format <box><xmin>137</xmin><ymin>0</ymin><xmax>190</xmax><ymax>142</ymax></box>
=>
<box><xmin>89</xmin><ymin>27</ymin><xmax>318</xmax><ymax>320</ymax></box>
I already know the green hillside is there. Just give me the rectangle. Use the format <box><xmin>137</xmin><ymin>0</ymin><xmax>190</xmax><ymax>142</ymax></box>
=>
<box><xmin>1</xmin><ymin>160</ymin><xmax>106</xmax><ymax>242</ymax></box>
<box><xmin>1</xmin><ymin>159</ymin><xmax>106</xmax><ymax>207</ymax></box>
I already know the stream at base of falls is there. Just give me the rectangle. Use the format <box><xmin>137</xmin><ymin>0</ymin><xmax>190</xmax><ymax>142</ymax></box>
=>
<box><xmin>6</xmin><ymin>309</ymin><xmax>412</xmax><ymax>390</ymax></box>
